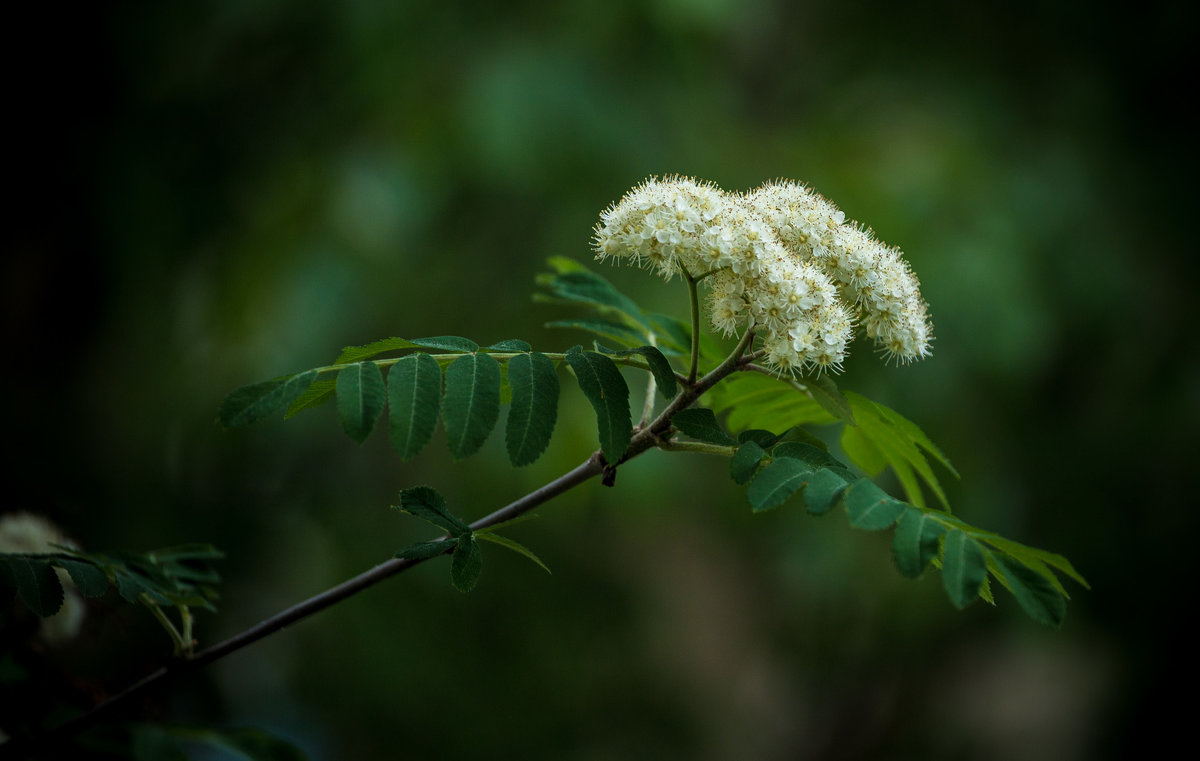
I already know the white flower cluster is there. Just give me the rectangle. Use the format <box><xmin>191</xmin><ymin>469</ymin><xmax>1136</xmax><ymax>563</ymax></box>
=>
<box><xmin>0</xmin><ymin>512</ymin><xmax>85</xmax><ymax>643</ymax></box>
<box><xmin>593</xmin><ymin>176</ymin><xmax>932</xmax><ymax>372</ymax></box>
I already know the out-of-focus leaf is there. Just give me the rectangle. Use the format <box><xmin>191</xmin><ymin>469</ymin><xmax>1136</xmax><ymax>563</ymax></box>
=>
<box><xmin>218</xmin><ymin>371</ymin><xmax>318</xmax><ymax>428</ymax></box>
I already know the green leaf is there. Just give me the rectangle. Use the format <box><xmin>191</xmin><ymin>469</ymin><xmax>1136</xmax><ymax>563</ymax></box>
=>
<box><xmin>839</xmin><ymin>424</ymin><xmax>888</xmax><ymax>477</ymax></box>
<box><xmin>149</xmin><ymin>543</ymin><xmax>225</xmax><ymax>562</ymax></box>
<box><xmin>396</xmin><ymin>539</ymin><xmax>456</xmax><ymax>562</ymax></box>
<box><xmin>782</xmin><ymin>426</ymin><xmax>831</xmax><ymax>452</ymax></box>
<box><xmin>738</xmin><ymin>429</ymin><xmax>785</xmax><ymax>448</ymax></box>
<box><xmin>131</xmin><ymin>725</ymin><xmax>190</xmax><ymax>761</ymax></box>
<box><xmin>746</xmin><ymin>458</ymin><xmax>812</xmax><ymax>513</ymax></box>
<box><xmin>892</xmin><ymin>508</ymin><xmax>948</xmax><ymax>579</ymax></box>
<box><xmin>596</xmin><ymin>344</ymin><xmax>678</xmax><ymax>399</ymax></box>
<box><xmin>646</xmin><ymin>313</ymin><xmax>694</xmax><ymax>357</ymax></box>
<box><xmin>218</xmin><ymin>370</ymin><xmax>318</xmax><ymax>428</ymax></box>
<box><xmin>411</xmin><ymin>335</ymin><xmax>480</xmax><ymax>353</ymax></box>
<box><xmin>284</xmin><ymin>379</ymin><xmax>336</xmax><ymax>418</ymax></box>
<box><xmin>706</xmin><ymin>372</ymin><xmax>836</xmax><ymax>432</ymax></box>
<box><xmin>798</xmin><ymin>375</ymin><xmax>855</xmax><ymax>424</ymax></box>
<box><xmin>546</xmin><ymin>319</ymin><xmax>647</xmax><ymax>348</ymax></box>
<box><xmin>975</xmin><ymin>534</ymin><xmax>1090</xmax><ymax>591</ymax></box>
<box><xmin>505</xmin><ymin>351</ymin><xmax>560</xmax><ymax>466</ymax></box>
<box><xmin>672</xmin><ymin>408</ymin><xmax>737</xmax><ymax>446</ymax></box>
<box><xmin>451</xmin><ymin>536</ymin><xmax>483</xmax><ymax>592</ymax></box>
<box><xmin>443</xmin><ymin>352</ymin><xmax>502</xmax><ymax>459</ymax></box>
<box><xmin>397</xmin><ymin>486</ymin><xmax>470</xmax><ymax>537</ymax></box>
<box><xmin>844</xmin><ymin>410</ymin><xmax>926</xmax><ymax>507</ymax></box>
<box><xmin>56</xmin><ymin>558</ymin><xmax>110</xmax><ymax>598</ymax></box>
<box><xmin>486</xmin><ymin>339</ymin><xmax>532</xmax><ymax>352</ymax></box>
<box><xmin>772</xmin><ymin>442</ymin><xmax>843</xmax><ymax>470</ymax></box>
<box><xmin>6</xmin><ymin>556</ymin><xmax>65</xmax><ymax>616</ymax></box>
<box><xmin>538</xmin><ymin>262</ymin><xmax>652</xmax><ymax>330</ymax></box>
<box><xmin>336</xmin><ymin>362</ymin><xmax>386</xmax><ymax>444</ymax></box>
<box><xmin>844</xmin><ymin>391</ymin><xmax>952</xmax><ymax>510</ymax></box>
<box><xmin>730</xmin><ymin>441</ymin><xmax>767</xmax><ymax>484</ymax></box>
<box><xmin>387</xmin><ymin>352</ymin><xmax>443</xmax><ymax>460</ymax></box>
<box><xmin>842</xmin><ymin>480</ymin><xmax>905</xmax><ymax>531</ymax></box>
<box><xmin>160</xmin><ymin>726</ymin><xmax>310</xmax><ymax>761</ymax></box>
<box><xmin>800</xmin><ymin>468</ymin><xmax>849</xmax><ymax>515</ymax></box>
<box><xmin>563</xmin><ymin>346</ymin><xmax>632</xmax><ymax>463</ymax></box>
<box><xmin>988</xmin><ymin>552</ymin><xmax>1067</xmax><ymax>626</ymax></box>
<box><xmin>476</xmin><ymin>532</ymin><xmax>551</xmax><ymax>574</ymax></box>
<box><xmin>942</xmin><ymin>529</ymin><xmax>987</xmax><ymax>608</ymax></box>
<box><xmin>333</xmin><ymin>337</ymin><xmax>419</xmax><ymax>364</ymax></box>
<box><xmin>871</xmin><ymin>400</ymin><xmax>959</xmax><ymax>479</ymax></box>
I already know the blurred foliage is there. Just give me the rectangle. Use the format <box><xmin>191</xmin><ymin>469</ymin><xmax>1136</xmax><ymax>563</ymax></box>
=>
<box><xmin>3</xmin><ymin>0</ymin><xmax>1196</xmax><ymax>759</ymax></box>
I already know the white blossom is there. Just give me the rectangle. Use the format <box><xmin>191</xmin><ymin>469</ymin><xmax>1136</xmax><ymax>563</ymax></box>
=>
<box><xmin>594</xmin><ymin>175</ymin><xmax>933</xmax><ymax>372</ymax></box>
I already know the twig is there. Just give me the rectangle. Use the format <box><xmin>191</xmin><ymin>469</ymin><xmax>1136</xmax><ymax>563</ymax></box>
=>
<box><xmin>13</xmin><ymin>330</ymin><xmax>760</xmax><ymax>759</ymax></box>
<box><xmin>11</xmin><ymin>453</ymin><xmax>606</xmax><ymax>759</ymax></box>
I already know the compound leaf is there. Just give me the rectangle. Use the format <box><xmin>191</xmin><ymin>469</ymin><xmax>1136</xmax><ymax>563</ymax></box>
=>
<box><xmin>505</xmin><ymin>351</ymin><xmax>560</xmax><ymax>466</ymax></box>
<box><xmin>443</xmin><ymin>352</ymin><xmax>502</xmax><ymax>459</ymax></box>
<box><xmin>388</xmin><ymin>352</ymin><xmax>443</xmax><ymax>460</ymax></box>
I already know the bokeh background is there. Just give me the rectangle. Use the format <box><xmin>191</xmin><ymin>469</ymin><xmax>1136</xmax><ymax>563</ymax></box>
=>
<box><xmin>5</xmin><ymin>1</ymin><xmax>1196</xmax><ymax>758</ymax></box>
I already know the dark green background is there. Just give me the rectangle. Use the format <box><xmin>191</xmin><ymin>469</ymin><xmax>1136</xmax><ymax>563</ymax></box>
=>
<box><xmin>5</xmin><ymin>1</ymin><xmax>1195</xmax><ymax>759</ymax></box>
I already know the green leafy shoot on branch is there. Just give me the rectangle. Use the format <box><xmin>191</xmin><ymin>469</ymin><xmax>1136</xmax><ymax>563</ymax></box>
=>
<box><xmin>216</xmin><ymin>175</ymin><xmax>1087</xmax><ymax>626</ymax></box>
<box><xmin>392</xmin><ymin>486</ymin><xmax>550</xmax><ymax>592</ymax></box>
<box><xmin>1</xmin><ymin>544</ymin><xmax>223</xmax><ymax>656</ymax></box>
